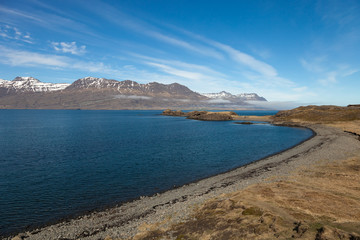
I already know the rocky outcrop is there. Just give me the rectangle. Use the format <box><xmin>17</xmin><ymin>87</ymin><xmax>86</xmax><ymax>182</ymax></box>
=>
<box><xmin>161</xmin><ymin>110</ymin><xmax>238</xmax><ymax>121</ymax></box>
<box><xmin>186</xmin><ymin>111</ymin><xmax>237</xmax><ymax>121</ymax></box>
<box><xmin>161</xmin><ymin>109</ymin><xmax>187</xmax><ymax>116</ymax></box>
<box><xmin>348</xmin><ymin>104</ymin><xmax>360</xmax><ymax>108</ymax></box>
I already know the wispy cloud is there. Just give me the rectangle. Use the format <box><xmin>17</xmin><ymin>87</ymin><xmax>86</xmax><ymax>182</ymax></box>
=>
<box><xmin>156</xmin><ymin>23</ymin><xmax>285</xmax><ymax>78</ymax></box>
<box><xmin>0</xmin><ymin>24</ymin><xmax>33</xmax><ymax>43</ymax></box>
<box><xmin>156</xmin><ymin>23</ymin><xmax>300</xmax><ymax>91</ymax></box>
<box><xmin>0</xmin><ymin>5</ymin><xmax>100</xmax><ymax>41</ymax></box>
<box><xmin>51</xmin><ymin>41</ymin><xmax>86</xmax><ymax>55</ymax></box>
<box><xmin>300</xmin><ymin>57</ymin><xmax>326</xmax><ymax>73</ymax></box>
<box><xmin>134</xmin><ymin>55</ymin><xmax>244</xmax><ymax>93</ymax></box>
<box><xmin>301</xmin><ymin>56</ymin><xmax>359</xmax><ymax>86</ymax></box>
<box><xmin>212</xmin><ymin>42</ymin><xmax>278</xmax><ymax>77</ymax></box>
<box><xmin>241</xmin><ymin>71</ymin><xmax>295</xmax><ymax>88</ymax></box>
<box><xmin>80</xmin><ymin>1</ymin><xmax>224</xmax><ymax>59</ymax></box>
<box><xmin>292</xmin><ymin>86</ymin><xmax>308</xmax><ymax>92</ymax></box>
<box><xmin>318</xmin><ymin>71</ymin><xmax>337</xmax><ymax>86</ymax></box>
<box><xmin>250</xmin><ymin>46</ymin><xmax>271</xmax><ymax>59</ymax></box>
<box><xmin>338</xmin><ymin>64</ymin><xmax>359</xmax><ymax>77</ymax></box>
<box><xmin>145</xmin><ymin>62</ymin><xmax>205</xmax><ymax>80</ymax></box>
<box><xmin>133</xmin><ymin>54</ymin><xmax>227</xmax><ymax>78</ymax></box>
<box><xmin>318</xmin><ymin>0</ymin><xmax>360</xmax><ymax>27</ymax></box>
<box><xmin>0</xmin><ymin>46</ymin><xmax>68</xmax><ymax>67</ymax></box>
<box><xmin>0</xmin><ymin>46</ymin><xmax>120</xmax><ymax>76</ymax></box>
<box><xmin>0</xmin><ymin>6</ymin><xmax>43</xmax><ymax>22</ymax></box>
<box><xmin>142</xmin><ymin>30</ymin><xmax>223</xmax><ymax>59</ymax></box>
<box><xmin>0</xmin><ymin>46</ymin><xmax>201</xmax><ymax>86</ymax></box>
<box><xmin>317</xmin><ymin>67</ymin><xmax>359</xmax><ymax>86</ymax></box>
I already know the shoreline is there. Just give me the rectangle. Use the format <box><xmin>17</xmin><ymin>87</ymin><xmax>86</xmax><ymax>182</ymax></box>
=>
<box><xmin>6</xmin><ymin>123</ymin><xmax>360</xmax><ymax>240</ymax></box>
<box><xmin>2</xmin><ymin>121</ymin><xmax>313</xmax><ymax>238</ymax></box>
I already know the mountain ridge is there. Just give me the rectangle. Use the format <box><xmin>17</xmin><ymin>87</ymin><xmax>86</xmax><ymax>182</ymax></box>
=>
<box><xmin>0</xmin><ymin>76</ymin><xmax>70</xmax><ymax>94</ymax></box>
<box><xmin>0</xmin><ymin>76</ymin><xmax>267</xmax><ymax>110</ymax></box>
<box><xmin>202</xmin><ymin>91</ymin><xmax>267</xmax><ymax>101</ymax></box>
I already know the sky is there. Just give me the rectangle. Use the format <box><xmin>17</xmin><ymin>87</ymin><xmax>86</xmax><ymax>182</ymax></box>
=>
<box><xmin>0</xmin><ymin>0</ymin><xmax>359</xmax><ymax>106</ymax></box>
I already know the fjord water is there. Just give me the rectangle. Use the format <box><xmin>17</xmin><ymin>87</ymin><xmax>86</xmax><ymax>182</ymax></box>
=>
<box><xmin>0</xmin><ymin>110</ymin><xmax>312</xmax><ymax>236</ymax></box>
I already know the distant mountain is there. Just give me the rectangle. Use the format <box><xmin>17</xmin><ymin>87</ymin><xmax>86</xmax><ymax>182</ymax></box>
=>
<box><xmin>202</xmin><ymin>91</ymin><xmax>267</xmax><ymax>101</ymax></box>
<box><xmin>202</xmin><ymin>91</ymin><xmax>234</xmax><ymax>99</ymax></box>
<box><xmin>0</xmin><ymin>76</ymin><xmax>267</xmax><ymax>110</ymax></box>
<box><xmin>0</xmin><ymin>77</ymin><xmax>70</xmax><ymax>94</ymax></box>
<box><xmin>65</xmin><ymin>77</ymin><xmax>204</xmax><ymax>99</ymax></box>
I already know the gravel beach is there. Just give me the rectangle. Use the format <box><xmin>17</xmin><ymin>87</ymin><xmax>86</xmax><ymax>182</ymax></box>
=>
<box><xmin>6</xmin><ymin>123</ymin><xmax>360</xmax><ymax>240</ymax></box>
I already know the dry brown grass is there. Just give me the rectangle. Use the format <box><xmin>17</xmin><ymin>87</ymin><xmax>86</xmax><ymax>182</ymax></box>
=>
<box><xmin>325</xmin><ymin>120</ymin><xmax>360</xmax><ymax>135</ymax></box>
<box><xmin>274</xmin><ymin>105</ymin><xmax>360</xmax><ymax>123</ymax></box>
<box><xmin>233</xmin><ymin>115</ymin><xmax>273</xmax><ymax>122</ymax></box>
<box><xmin>130</xmin><ymin>156</ymin><xmax>360</xmax><ymax>240</ymax></box>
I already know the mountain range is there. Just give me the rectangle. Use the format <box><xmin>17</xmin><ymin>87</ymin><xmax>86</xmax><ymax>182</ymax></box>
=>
<box><xmin>202</xmin><ymin>91</ymin><xmax>266</xmax><ymax>101</ymax></box>
<box><xmin>0</xmin><ymin>77</ymin><xmax>267</xmax><ymax>110</ymax></box>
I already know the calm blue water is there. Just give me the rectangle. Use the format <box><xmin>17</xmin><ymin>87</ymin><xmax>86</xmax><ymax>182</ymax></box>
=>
<box><xmin>0</xmin><ymin>110</ymin><xmax>313</xmax><ymax>236</ymax></box>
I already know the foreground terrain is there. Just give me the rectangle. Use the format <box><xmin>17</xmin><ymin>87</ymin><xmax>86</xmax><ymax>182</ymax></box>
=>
<box><xmin>132</xmin><ymin>151</ymin><xmax>360</xmax><ymax>240</ymax></box>
<box><xmin>130</xmin><ymin>106</ymin><xmax>360</xmax><ymax>240</ymax></box>
<box><xmin>8</xmin><ymin>105</ymin><xmax>360</xmax><ymax>240</ymax></box>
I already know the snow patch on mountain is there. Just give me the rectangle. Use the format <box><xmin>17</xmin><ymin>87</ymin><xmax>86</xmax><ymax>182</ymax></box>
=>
<box><xmin>0</xmin><ymin>77</ymin><xmax>70</xmax><ymax>93</ymax></box>
<box><xmin>202</xmin><ymin>91</ymin><xmax>233</xmax><ymax>99</ymax></box>
<box><xmin>202</xmin><ymin>91</ymin><xmax>267</xmax><ymax>101</ymax></box>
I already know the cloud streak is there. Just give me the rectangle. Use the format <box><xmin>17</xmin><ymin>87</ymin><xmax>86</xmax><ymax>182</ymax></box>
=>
<box><xmin>0</xmin><ymin>5</ymin><xmax>101</xmax><ymax>42</ymax></box>
<box><xmin>80</xmin><ymin>1</ymin><xmax>224</xmax><ymax>59</ymax></box>
<box><xmin>51</xmin><ymin>41</ymin><xmax>86</xmax><ymax>55</ymax></box>
<box><xmin>0</xmin><ymin>46</ymin><xmax>119</xmax><ymax>75</ymax></box>
<box><xmin>0</xmin><ymin>25</ymin><xmax>33</xmax><ymax>43</ymax></box>
<box><xmin>0</xmin><ymin>6</ymin><xmax>43</xmax><ymax>22</ymax></box>
<box><xmin>157</xmin><ymin>24</ymin><xmax>285</xmax><ymax>80</ymax></box>
<box><xmin>301</xmin><ymin>56</ymin><xmax>359</xmax><ymax>86</ymax></box>
<box><xmin>145</xmin><ymin>62</ymin><xmax>205</xmax><ymax>80</ymax></box>
<box><xmin>212</xmin><ymin>41</ymin><xmax>278</xmax><ymax>77</ymax></box>
<box><xmin>142</xmin><ymin>30</ymin><xmax>223</xmax><ymax>59</ymax></box>
<box><xmin>0</xmin><ymin>46</ymin><xmax>68</xmax><ymax>67</ymax></box>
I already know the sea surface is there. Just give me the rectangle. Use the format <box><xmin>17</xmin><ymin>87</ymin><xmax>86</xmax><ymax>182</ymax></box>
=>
<box><xmin>0</xmin><ymin>110</ymin><xmax>313</xmax><ymax>236</ymax></box>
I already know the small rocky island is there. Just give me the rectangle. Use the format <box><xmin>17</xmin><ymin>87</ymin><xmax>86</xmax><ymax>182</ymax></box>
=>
<box><xmin>162</xmin><ymin>109</ymin><xmax>238</xmax><ymax>121</ymax></box>
<box><xmin>161</xmin><ymin>109</ymin><xmax>274</xmax><ymax>122</ymax></box>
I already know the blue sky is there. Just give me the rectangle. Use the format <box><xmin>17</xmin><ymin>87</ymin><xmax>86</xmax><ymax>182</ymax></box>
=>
<box><xmin>0</xmin><ymin>0</ymin><xmax>359</xmax><ymax>106</ymax></box>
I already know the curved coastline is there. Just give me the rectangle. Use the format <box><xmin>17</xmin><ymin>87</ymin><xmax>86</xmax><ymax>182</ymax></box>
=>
<box><xmin>7</xmin><ymin>122</ymin><xmax>359</xmax><ymax>240</ymax></box>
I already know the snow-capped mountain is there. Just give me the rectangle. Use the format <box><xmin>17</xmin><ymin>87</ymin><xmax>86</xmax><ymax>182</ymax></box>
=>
<box><xmin>65</xmin><ymin>77</ymin><xmax>204</xmax><ymax>99</ymax></box>
<box><xmin>202</xmin><ymin>91</ymin><xmax>234</xmax><ymax>99</ymax></box>
<box><xmin>235</xmin><ymin>93</ymin><xmax>267</xmax><ymax>101</ymax></box>
<box><xmin>202</xmin><ymin>91</ymin><xmax>267</xmax><ymax>101</ymax></box>
<box><xmin>0</xmin><ymin>77</ymin><xmax>70</xmax><ymax>94</ymax></box>
<box><xmin>0</xmin><ymin>76</ymin><xmax>268</xmax><ymax>109</ymax></box>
